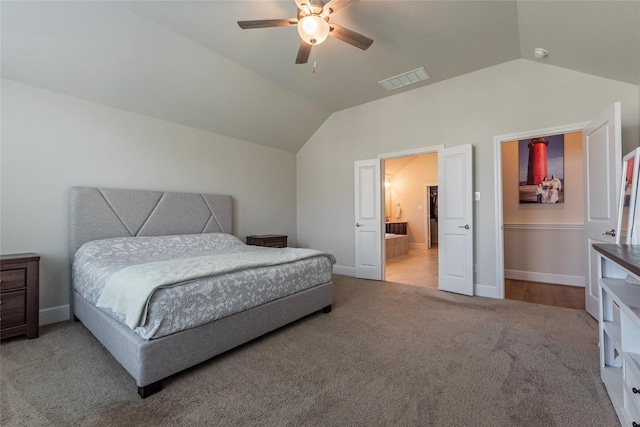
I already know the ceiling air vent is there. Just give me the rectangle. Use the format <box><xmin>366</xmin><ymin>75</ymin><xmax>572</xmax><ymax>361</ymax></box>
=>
<box><xmin>378</xmin><ymin>67</ymin><xmax>431</xmax><ymax>91</ymax></box>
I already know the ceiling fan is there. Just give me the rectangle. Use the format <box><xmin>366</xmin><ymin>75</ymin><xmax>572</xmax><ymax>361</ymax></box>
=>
<box><xmin>237</xmin><ymin>0</ymin><xmax>373</xmax><ymax>64</ymax></box>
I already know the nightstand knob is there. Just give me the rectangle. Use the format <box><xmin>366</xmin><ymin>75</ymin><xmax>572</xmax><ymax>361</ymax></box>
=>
<box><xmin>634</xmin><ymin>387</ymin><xmax>640</xmax><ymax>394</ymax></box>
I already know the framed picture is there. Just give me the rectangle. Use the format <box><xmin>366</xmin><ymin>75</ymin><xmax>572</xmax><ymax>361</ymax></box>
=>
<box><xmin>518</xmin><ymin>133</ymin><xmax>565</xmax><ymax>204</ymax></box>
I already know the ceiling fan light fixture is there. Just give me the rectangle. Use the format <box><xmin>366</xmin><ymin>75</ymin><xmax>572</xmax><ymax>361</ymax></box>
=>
<box><xmin>297</xmin><ymin>15</ymin><xmax>330</xmax><ymax>45</ymax></box>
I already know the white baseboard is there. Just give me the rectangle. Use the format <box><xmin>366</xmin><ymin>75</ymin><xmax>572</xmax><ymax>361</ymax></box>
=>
<box><xmin>505</xmin><ymin>269</ymin><xmax>585</xmax><ymax>287</ymax></box>
<box><xmin>332</xmin><ymin>265</ymin><xmax>355</xmax><ymax>277</ymax></box>
<box><xmin>40</xmin><ymin>304</ymin><xmax>71</xmax><ymax>326</ymax></box>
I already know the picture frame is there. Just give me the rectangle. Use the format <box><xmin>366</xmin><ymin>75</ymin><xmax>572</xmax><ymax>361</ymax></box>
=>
<box><xmin>518</xmin><ymin>133</ymin><xmax>565</xmax><ymax>204</ymax></box>
<box><xmin>616</xmin><ymin>148</ymin><xmax>640</xmax><ymax>244</ymax></box>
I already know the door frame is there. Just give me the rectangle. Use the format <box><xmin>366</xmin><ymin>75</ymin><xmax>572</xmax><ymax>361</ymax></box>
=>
<box><xmin>424</xmin><ymin>183</ymin><xmax>438</xmax><ymax>249</ymax></box>
<box><xmin>493</xmin><ymin>122</ymin><xmax>588</xmax><ymax>299</ymax></box>
<box><xmin>379</xmin><ymin>145</ymin><xmax>443</xmax><ymax>279</ymax></box>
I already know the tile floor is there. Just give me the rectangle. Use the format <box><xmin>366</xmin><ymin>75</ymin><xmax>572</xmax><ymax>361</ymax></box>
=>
<box><xmin>385</xmin><ymin>247</ymin><xmax>438</xmax><ymax>288</ymax></box>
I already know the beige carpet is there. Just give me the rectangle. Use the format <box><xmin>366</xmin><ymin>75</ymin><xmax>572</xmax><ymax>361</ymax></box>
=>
<box><xmin>1</xmin><ymin>275</ymin><xmax>617</xmax><ymax>426</ymax></box>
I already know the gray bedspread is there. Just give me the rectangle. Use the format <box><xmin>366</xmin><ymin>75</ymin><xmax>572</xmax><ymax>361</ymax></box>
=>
<box><xmin>72</xmin><ymin>233</ymin><xmax>335</xmax><ymax>340</ymax></box>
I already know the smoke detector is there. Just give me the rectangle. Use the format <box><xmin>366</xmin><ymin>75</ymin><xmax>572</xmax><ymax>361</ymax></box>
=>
<box><xmin>534</xmin><ymin>48</ymin><xmax>548</xmax><ymax>59</ymax></box>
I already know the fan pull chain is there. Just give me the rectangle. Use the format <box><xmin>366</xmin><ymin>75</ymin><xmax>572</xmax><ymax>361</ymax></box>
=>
<box><xmin>312</xmin><ymin>50</ymin><xmax>318</xmax><ymax>73</ymax></box>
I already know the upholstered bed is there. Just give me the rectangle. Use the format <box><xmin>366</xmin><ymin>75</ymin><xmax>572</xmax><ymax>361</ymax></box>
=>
<box><xmin>69</xmin><ymin>187</ymin><xmax>334</xmax><ymax>398</ymax></box>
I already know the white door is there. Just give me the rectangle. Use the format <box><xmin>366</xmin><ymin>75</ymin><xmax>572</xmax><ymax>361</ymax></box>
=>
<box><xmin>438</xmin><ymin>145</ymin><xmax>474</xmax><ymax>295</ymax></box>
<box><xmin>354</xmin><ymin>159</ymin><xmax>382</xmax><ymax>280</ymax></box>
<box><xmin>584</xmin><ymin>102</ymin><xmax>622</xmax><ymax>318</ymax></box>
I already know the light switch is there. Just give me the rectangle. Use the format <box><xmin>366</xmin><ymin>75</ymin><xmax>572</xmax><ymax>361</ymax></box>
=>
<box><xmin>474</xmin><ymin>192</ymin><xmax>480</xmax><ymax>201</ymax></box>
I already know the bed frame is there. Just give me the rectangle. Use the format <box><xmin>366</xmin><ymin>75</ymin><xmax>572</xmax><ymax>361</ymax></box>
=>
<box><xmin>69</xmin><ymin>187</ymin><xmax>332</xmax><ymax>398</ymax></box>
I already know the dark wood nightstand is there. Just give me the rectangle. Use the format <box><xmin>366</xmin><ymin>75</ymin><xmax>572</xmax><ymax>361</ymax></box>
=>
<box><xmin>246</xmin><ymin>234</ymin><xmax>288</xmax><ymax>248</ymax></box>
<box><xmin>1</xmin><ymin>253</ymin><xmax>40</xmax><ymax>339</ymax></box>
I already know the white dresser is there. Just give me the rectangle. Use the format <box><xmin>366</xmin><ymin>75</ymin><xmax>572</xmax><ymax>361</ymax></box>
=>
<box><xmin>594</xmin><ymin>244</ymin><xmax>640</xmax><ymax>426</ymax></box>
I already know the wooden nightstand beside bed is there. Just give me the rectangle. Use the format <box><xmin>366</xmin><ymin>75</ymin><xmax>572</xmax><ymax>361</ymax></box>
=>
<box><xmin>246</xmin><ymin>234</ymin><xmax>288</xmax><ymax>248</ymax></box>
<box><xmin>1</xmin><ymin>253</ymin><xmax>40</xmax><ymax>340</ymax></box>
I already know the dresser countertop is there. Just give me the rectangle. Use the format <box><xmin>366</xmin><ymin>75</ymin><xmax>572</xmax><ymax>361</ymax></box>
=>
<box><xmin>593</xmin><ymin>244</ymin><xmax>640</xmax><ymax>277</ymax></box>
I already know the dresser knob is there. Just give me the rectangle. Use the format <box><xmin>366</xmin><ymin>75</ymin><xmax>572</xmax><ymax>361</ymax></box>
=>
<box><xmin>634</xmin><ymin>387</ymin><xmax>640</xmax><ymax>394</ymax></box>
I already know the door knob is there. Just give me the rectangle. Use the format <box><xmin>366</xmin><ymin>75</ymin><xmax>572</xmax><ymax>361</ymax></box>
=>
<box><xmin>602</xmin><ymin>229</ymin><xmax>616</xmax><ymax>237</ymax></box>
<box><xmin>458</xmin><ymin>224</ymin><xmax>470</xmax><ymax>230</ymax></box>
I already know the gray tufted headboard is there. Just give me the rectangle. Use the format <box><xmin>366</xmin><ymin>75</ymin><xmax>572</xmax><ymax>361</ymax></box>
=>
<box><xmin>69</xmin><ymin>187</ymin><xmax>233</xmax><ymax>256</ymax></box>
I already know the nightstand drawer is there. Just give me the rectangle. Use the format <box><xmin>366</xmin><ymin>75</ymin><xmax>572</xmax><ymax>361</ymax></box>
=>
<box><xmin>1</xmin><ymin>269</ymin><xmax>26</xmax><ymax>292</ymax></box>
<box><xmin>1</xmin><ymin>253</ymin><xmax>40</xmax><ymax>339</ymax></box>
<box><xmin>1</xmin><ymin>290</ymin><xmax>27</xmax><ymax>328</ymax></box>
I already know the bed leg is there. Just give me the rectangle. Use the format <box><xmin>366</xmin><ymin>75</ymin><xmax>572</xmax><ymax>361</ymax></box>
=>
<box><xmin>322</xmin><ymin>305</ymin><xmax>332</xmax><ymax>314</ymax></box>
<box><xmin>138</xmin><ymin>381</ymin><xmax>163</xmax><ymax>399</ymax></box>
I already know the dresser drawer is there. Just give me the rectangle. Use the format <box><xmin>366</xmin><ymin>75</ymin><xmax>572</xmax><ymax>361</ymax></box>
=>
<box><xmin>0</xmin><ymin>290</ymin><xmax>27</xmax><ymax>328</ymax></box>
<box><xmin>0</xmin><ymin>269</ymin><xmax>26</xmax><ymax>292</ymax></box>
<box><xmin>625</xmin><ymin>388</ymin><xmax>640</xmax><ymax>427</ymax></box>
<box><xmin>626</xmin><ymin>357</ymin><xmax>640</xmax><ymax>424</ymax></box>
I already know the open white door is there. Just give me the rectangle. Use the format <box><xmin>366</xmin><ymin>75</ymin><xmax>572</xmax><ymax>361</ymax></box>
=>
<box><xmin>354</xmin><ymin>159</ymin><xmax>382</xmax><ymax>280</ymax></box>
<box><xmin>438</xmin><ymin>144</ymin><xmax>474</xmax><ymax>295</ymax></box>
<box><xmin>584</xmin><ymin>103</ymin><xmax>622</xmax><ymax>319</ymax></box>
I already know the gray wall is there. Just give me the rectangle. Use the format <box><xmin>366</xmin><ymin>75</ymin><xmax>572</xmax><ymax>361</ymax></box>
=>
<box><xmin>1</xmin><ymin>79</ymin><xmax>298</xmax><ymax>323</ymax></box>
<box><xmin>503</xmin><ymin>226</ymin><xmax>585</xmax><ymax>286</ymax></box>
<box><xmin>296</xmin><ymin>59</ymin><xmax>639</xmax><ymax>298</ymax></box>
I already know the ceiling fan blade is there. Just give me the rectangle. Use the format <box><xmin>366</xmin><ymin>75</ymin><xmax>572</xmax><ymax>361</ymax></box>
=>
<box><xmin>238</xmin><ymin>19</ymin><xmax>297</xmax><ymax>29</ymax></box>
<box><xmin>328</xmin><ymin>24</ymin><xmax>373</xmax><ymax>50</ymax></box>
<box><xmin>321</xmin><ymin>0</ymin><xmax>357</xmax><ymax>18</ymax></box>
<box><xmin>295</xmin><ymin>0</ymin><xmax>311</xmax><ymax>13</ymax></box>
<box><xmin>295</xmin><ymin>40</ymin><xmax>312</xmax><ymax>64</ymax></box>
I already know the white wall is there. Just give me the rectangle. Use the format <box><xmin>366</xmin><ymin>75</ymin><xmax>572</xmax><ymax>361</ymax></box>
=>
<box><xmin>1</xmin><ymin>79</ymin><xmax>297</xmax><ymax>322</ymax></box>
<box><xmin>297</xmin><ymin>59</ymin><xmax>639</xmax><ymax>296</ymax></box>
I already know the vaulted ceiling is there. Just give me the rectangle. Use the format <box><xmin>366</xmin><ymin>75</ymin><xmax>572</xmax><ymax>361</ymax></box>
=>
<box><xmin>2</xmin><ymin>1</ymin><xmax>638</xmax><ymax>152</ymax></box>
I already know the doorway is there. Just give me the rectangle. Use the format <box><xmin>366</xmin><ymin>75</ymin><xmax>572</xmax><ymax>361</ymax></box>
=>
<box><xmin>496</xmin><ymin>125</ymin><xmax>587</xmax><ymax>302</ymax></box>
<box><xmin>383</xmin><ymin>153</ymin><xmax>439</xmax><ymax>288</ymax></box>
<box><xmin>355</xmin><ymin>144</ymin><xmax>473</xmax><ymax>296</ymax></box>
